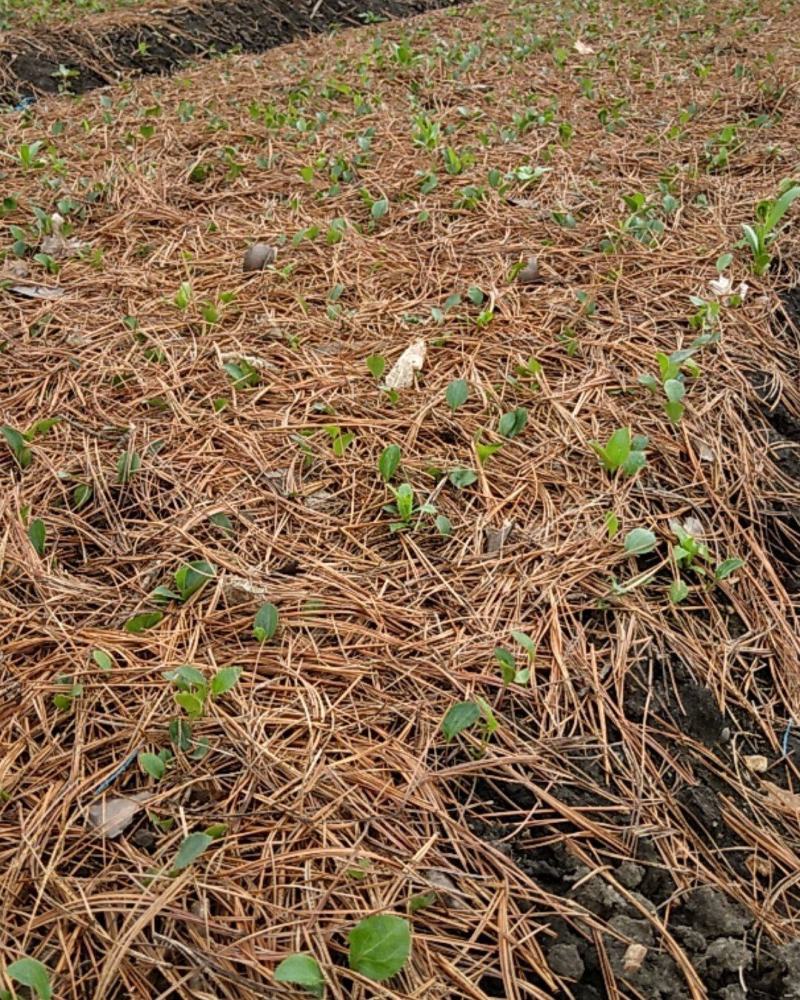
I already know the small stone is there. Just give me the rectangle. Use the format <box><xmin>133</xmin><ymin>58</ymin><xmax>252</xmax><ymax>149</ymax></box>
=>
<box><xmin>547</xmin><ymin>942</ymin><xmax>584</xmax><ymax>979</ymax></box>
<box><xmin>622</xmin><ymin>943</ymin><xmax>647</xmax><ymax>974</ymax></box>
<box><xmin>743</xmin><ymin>754</ymin><xmax>768</xmax><ymax>773</ymax></box>
<box><xmin>517</xmin><ymin>255</ymin><xmax>539</xmax><ymax>284</ymax></box>
<box><xmin>243</xmin><ymin>242</ymin><xmax>276</xmax><ymax>272</ymax></box>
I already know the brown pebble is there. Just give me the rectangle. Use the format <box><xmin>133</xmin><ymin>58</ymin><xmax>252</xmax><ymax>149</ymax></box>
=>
<box><xmin>517</xmin><ymin>255</ymin><xmax>539</xmax><ymax>284</ymax></box>
<box><xmin>243</xmin><ymin>242</ymin><xmax>276</xmax><ymax>272</ymax></box>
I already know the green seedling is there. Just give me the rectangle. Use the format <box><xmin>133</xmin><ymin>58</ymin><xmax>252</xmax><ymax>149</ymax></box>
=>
<box><xmin>740</xmin><ymin>182</ymin><xmax>800</xmax><ymax>275</ymax></box>
<box><xmin>53</xmin><ymin>675</ymin><xmax>83</xmax><ymax>712</ymax></box>
<box><xmin>5</xmin><ymin>957</ymin><xmax>52</xmax><ymax>1000</ymax></box>
<box><xmin>623</xmin><ymin>528</ymin><xmax>657</xmax><ymax>556</ymax></box>
<box><xmin>441</xmin><ymin>698</ymin><xmax>489</xmax><ymax>742</ymax></box>
<box><xmin>620</xmin><ymin>192</ymin><xmax>665</xmax><ymax>244</ymax></box>
<box><xmin>165</xmin><ymin>663</ymin><xmax>242</xmax><ymax>720</ymax></box>
<box><xmin>138</xmin><ymin>750</ymin><xmax>169</xmax><ymax>781</ymax></box>
<box><xmin>175</xmin><ymin>560</ymin><xmax>216</xmax><ymax>602</ymax></box>
<box><xmin>446</xmin><ymin>379</ymin><xmax>469</xmax><ymax>411</ymax></box>
<box><xmin>274</xmin><ymin>954</ymin><xmax>325</xmax><ymax>997</ymax></box>
<box><xmin>348</xmin><ymin>915</ymin><xmax>411</xmax><ymax>982</ymax></box>
<box><xmin>224</xmin><ymin>359</ymin><xmax>260</xmax><ymax>388</ymax></box>
<box><xmin>253</xmin><ymin>603</ymin><xmax>279</xmax><ymax>642</ymax></box>
<box><xmin>589</xmin><ymin>428</ymin><xmax>648</xmax><ymax>476</ymax></box>
<box><xmin>28</xmin><ymin>518</ymin><xmax>46</xmax><ymax>556</ymax></box>
<box><xmin>498</xmin><ymin>406</ymin><xmax>528</xmax><ymax>438</ymax></box>
<box><xmin>324</xmin><ymin>424</ymin><xmax>355</xmax><ymax>457</ymax></box>
<box><xmin>173</xmin><ymin>281</ymin><xmax>192</xmax><ymax>310</ymax></box>
<box><xmin>383</xmin><ymin>483</ymin><xmax>439</xmax><ymax>532</ymax></box>
<box><xmin>704</xmin><ymin>124</ymin><xmax>741</xmax><ymax>172</ymax></box>
<box><xmin>378</xmin><ymin>444</ymin><xmax>401</xmax><ymax>482</ymax></box>
<box><xmin>124</xmin><ymin>611</ymin><xmax>163</xmax><ymax>633</ymax></box>
<box><xmin>449</xmin><ymin>468</ymin><xmax>477</xmax><ymax>489</ymax></box>
<box><xmin>1</xmin><ymin>424</ymin><xmax>32</xmax><ymax>468</ymax></box>
<box><xmin>92</xmin><ymin>649</ymin><xmax>114</xmax><ymax>671</ymax></box>
<box><xmin>116</xmin><ymin>451</ymin><xmax>141</xmax><ymax>484</ymax></box>
<box><xmin>366</xmin><ymin>354</ymin><xmax>386</xmax><ymax>379</ymax></box>
<box><xmin>169</xmin><ymin>829</ymin><xmax>223</xmax><ymax>875</ymax></box>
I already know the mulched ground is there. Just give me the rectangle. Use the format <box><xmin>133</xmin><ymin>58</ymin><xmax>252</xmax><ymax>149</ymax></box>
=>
<box><xmin>1</xmin><ymin>0</ymin><xmax>800</xmax><ymax>996</ymax></box>
<box><xmin>0</xmin><ymin>0</ymin><xmax>460</xmax><ymax>102</ymax></box>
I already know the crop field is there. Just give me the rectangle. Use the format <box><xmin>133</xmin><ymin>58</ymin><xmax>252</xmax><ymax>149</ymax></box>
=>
<box><xmin>1</xmin><ymin>0</ymin><xmax>800</xmax><ymax>997</ymax></box>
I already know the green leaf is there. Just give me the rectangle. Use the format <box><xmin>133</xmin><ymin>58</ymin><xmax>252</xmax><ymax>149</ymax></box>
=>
<box><xmin>409</xmin><ymin>891</ymin><xmax>437</xmax><ymax>913</ymax></box>
<box><xmin>204</xmin><ymin>823</ymin><xmax>227</xmax><ymax>839</ymax></box>
<box><xmin>274</xmin><ymin>954</ymin><xmax>325</xmax><ymax>997</ymax></box>
<box><xmin>1</xmin><ymin>424</ymin><xmax>32</xmax><ymax>467</ymax></box>
<box><xmin>175</xmin><ymin>691</ymin><xmax>204</xmax><ymax>718</ymax></box>
<box><xmin>138</xmin><ymin>752</ymin><xmax>165</xmax><ymax>780</ymax></box>
<box><xmin>378</xmin><ymin>444</ymin><xmax>401</xmax><ymax>482</ymax></box>
<box><xmin>169</xmin><ymin>718</ymin><xmax>192</xmax><ymax>751</ymax></box>
<box><xmin>715</xmin><ymin>557</ymin><xmax>744</xmax><ymax>581</ymax></box>
<box><xmin>604</xmin><ymin>427</ymin><xmax>631</xmax><ymax>468</ymax></box>
<box><xmin>493</xmin><ymin>647</ymin><xmax>516</xmax><ymax>684</ymax></box>
<box><xmin>209</xmin><ymin>512</ymin><xmax>234</xmax><ymax>536</ymax></box>
<box><xmin>116</xmin><ymin>450</ymin><xmax>141</xmax><ymax>484</ymax></box>
<box><xmin>664</xmin><ymin>400</ymin><xmax>684</xmax><ymax>425</ymax></box>
<box><xmin>210</xmin><ymin>666</ymin><xmax>242</xmax><ymax>697</ymax></box>
<box><xmin>715</xmin><ymin>252</ymin><xmax>733</xmax><ymax>272</ymax></box>
<box><xmin>510</xmin><ymin>630</ymin><xmax>536</xmax><ymax>660</ymax></box>
<box><xmin>621</xmin><ymin>450</ymin><xmax>647</xmax><ymax>477</ymax></box>
<box><xmin>669</xmin><ymin>579</ymin><xmax>690</xmax><ymax>603</ymax></box>
<box><xmin>24</xmin><ymin>417</ymin><xmax>60</xmax><ymax>440</ymax></box>
<box><xmin>366</xmin><ymin>354</ymin><xmax>386</xmax><ymax>379</ymax></box>
<box><xmin>124</xmin><ymin>611</ymin><xmax>163</xmax><ymax>633</ymax></box>
<box><xmin>7</xmin><ymin>958</ymin><xmax>52</xmax><ymax>1000</ymax></box>
<box><xmin>498</xmin><ymin>407</ymin><xmax>528</xmax><ymax>439</ymax></box>
<box><xmin>72</xmin><ymin>483</ymin><xmax>92</xmax><ymax>509</ymax></box>
<box><xmin>253</xmin><ymin>603</ymin><xmax>279</xmax><ymax>642</ymax></box>
<box><xmin>441</xmin><ymin>700</ymin><xmax>480</xmax><ymax>741</ymax></box>
<box><xmin>476</xmin><ymin>440</ymin><xmax>503</xmax><ymax>465</ymax></box>
<box><xmin>151</xmin><ymin>585</ymin><xmax>181</xmax><ymax>604</ymax></box>
<box><xmin>174</xmin><ymin>560</ymin><xmax>216</xmax><ymax>601</ymax></box>
<box><xmin>448</xmin><ymin>468</ymin><xmax>477</xmax><ymax>489</ymax></box>
<box><xmin>605</xmin><ymin>511</ymin><xmax>620</xmax><ymax>539</ymax></box>
<box><xmin>371</xmin><ymin>197</ymin><xmax>389</xmax><ymax>220</ymax></box>
<box><xmin>435</xmin><ymin>514</ymin><xmax>452</xmax><ymax>536</ymax></box>
<box><xmin>92</xmin><ymin>649</ymin><xmax>114</xmax><ymax>671</ymax></box>
<box><xmin>170</xmin><ymin>832</ymin><xmax>213</xmax><ymax>873</ymax></box>
<box><xmin>623</xmin><ymin>528</ymin><xmax>657</xmax><ymax>556</ymax></box>
<box><xmin>467</xmin><ymin>286</ymin><xmax>484</xmax><ymax>305</ymax></box>
<box><xmin>348</xmin><ymin>914</ymin><xmax>411</xmax><ymax>982</ymax></box>
<box><xmin>28</xmin><ymin>518</ymin><xmax>46</xmax><ymax>556</ymax></box>
<box><xmin>445</xmin><ymin>379</ymin><xmax>469</xmax><ymax>411</ymax></box>
<box><xmin>163</xmin><ymin>665</ymin><xmax>207</xmax><ymax>690</ymax></box>
<box><xmin>174</xmin><ymin>281</ymin><xmax>192</xmax><ymax>310</ymax></box>
<box><xmin>664</xmin><ymin>379</ymin><xmax>685</xmax><ymax>402</ymax></box>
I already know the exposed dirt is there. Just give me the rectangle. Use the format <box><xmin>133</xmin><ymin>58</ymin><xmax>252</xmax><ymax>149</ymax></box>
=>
<box><xmin>0</xmin><ymin>0</ymin><xmax>457</xmax><ymax>102</ymax></box>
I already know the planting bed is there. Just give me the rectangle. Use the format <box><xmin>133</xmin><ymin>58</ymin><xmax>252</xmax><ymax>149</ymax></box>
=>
<box><xmin>1</xmin><ymin>0</ymin><xmax>800</xmax><ymax>997</ymax></box>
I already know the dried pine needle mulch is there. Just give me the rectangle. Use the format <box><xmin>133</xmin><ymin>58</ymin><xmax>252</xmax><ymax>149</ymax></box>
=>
<box><xmin>1</xmin><ymin>0</ymin><xmax>800</xmax><ymax>996</ymax></box>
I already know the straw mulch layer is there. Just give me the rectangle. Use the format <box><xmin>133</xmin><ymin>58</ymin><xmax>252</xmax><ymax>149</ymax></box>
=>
<box><xmin>1</xmin><ymin>0</ymin><xmax>800</xmax><ymax>996</ymax></box>
<box><xmin>0</xmin><ymin>0</ymin><xmax>460</xmax><ymax>103</ymax></box>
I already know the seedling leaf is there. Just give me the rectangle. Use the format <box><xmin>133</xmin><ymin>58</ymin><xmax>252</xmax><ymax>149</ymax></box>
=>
<box><xmin>623</xmin><ymin>528</ymin><xmax>657</xmax><ymax>556</ymax></box>
<box><xmin>254</xmin><ymin>603</ymin><xmax>279</xmax><ymax>642</ymax></box>
<box><xmin>138</xmin><ymin>752</ymin><xmax>165</xmax><ymax>780</ymax></box>
<box><xmin>715</xmin><ymin>557</ymin><xmax>744</xmax><ymax>581</ymax></box>
<box><xmin>348</xmin><ymin>914</ymin><xmax>411</xmax><ymax>982</ymax></box>
<box><xmin>92</xmin><ymin>649</ymin><xmax>114</xmax><ymax>671</ymax></box>
<box><xmin>7</xmin><ymin>958</ymin><xmax>52</xmax><ymax>1000</ymax></box>
<box><xmin>378</xmin><ymin>444</ymin><xmax>401</xmax><ymax>482</ymax></box>
<box><xmin>446</xmin><ymin>379</ymin><xmax>469</xmax><ymax>411</ymax></box>
<box><xmin>124</xmin><ymin>611</ymin><xmax>163</xmax><ymax>633</ymax></box>
<box><xmin>171</xmin><ymin>831</ymin><xmax>213</xmax><ymax>872</ymax></box>
<box><xmin>274</xmin><ymin>954</ymin><xmax>325</xmax><ymax>997</ymax></box>
<box><xmin>211</xmin><ymin>666</ymin><xmax>242</xmax><ymax>697</ymax></box>
<box><xmin>441</xmin><ymin>700</ymin><xmax>480</xmax><ymax>741</ymax></box>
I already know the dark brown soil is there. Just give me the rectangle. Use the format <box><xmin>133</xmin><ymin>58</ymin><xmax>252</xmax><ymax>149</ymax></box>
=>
<box><xmin>0</xmin><ymin>0</ymin><xmax>456</xmax><ymax>103</ymax></box>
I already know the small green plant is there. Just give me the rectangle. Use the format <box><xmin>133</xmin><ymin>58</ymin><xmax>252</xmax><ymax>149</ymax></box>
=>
<box><xmin>704</xmin><ymin>124</ymin><xmax>741</xmax><ymax>172</ymax></box>
<box><xmin>175</xmin><ymin>560</ymin><xmax>216</xmax><ymax>602</ymax></box>
<box><xmin>445</xmin><ymin>379</ymin><xmax>468</xmax><ymax>411</ymax></box>
<box><xmin>92</xmin><ymin>649</ymin><xmax>114</xmax><ymax>671</ymax></box>
<box><xmin>441</xmin><ymin>697</ymin><xmax>497</xmax><ymax>744</ymax></box>
<box><xmin>53</xmin><ymin>676</ymin><xmax>83</xmax><ymax>712</ymax></box>
<box><xmin>116</xmin><ymin>451</ymin><xmax>141</xmax><ymax>484</ymax></box>
<box><xmin>224</xmin><ymin>359</ymin><xmax>260</xmax><ymax>388</ymax></box>
<box><xmin>493</xmin><ymin>629</ymin><xmax>535</xmax><ymax>686</ymax></box>
<box><xmin>378</xmin><ymin>444</ymin><xmax>402</xmax><ymax>482</ymax></box>
<box><xmin>740</xmin><ymin>183</ymin><xmax>800</xmax><ymax>275</ymax></box>
<box><xmin>623</xmin><ymin>527</ymin><xmax>657</xmax><ymax>556</ymax></box>
<box><xmin>164</xmin><ymin>663</ymin><xmax>242</xmax><ymax>720</ymax></box>
<box><xmin>4</xmin><ymin>957</ymin><xmax>52</xmax><ymax>999</ymax></box>
<box><xmin>253</xmin><ymin>603</ymin><xmax>279</xmax><ymax>642</ymax></box>
<box><xmin>274</xmin><ymin>954</ymin><xmax>325</xmax><ymax>997</ymax></box>
<box><xmin>324</xmin><ymin>424</ymin><xmax>355</xmax><ymax>457</ymax></box>
<box><xmin>173</xmin><ymin>281</ymin><xmax>192</xmax><ymax>310</ymax></box>
<box><xmin>28</xmin><ymin>518</ymin><xmax>46</xmax><ymax>556</ymax></box>
<box><xmin>620</xmin><ymin>192</ymin><xmax>665</xmax><ymax>244</ymax></box>
<box><xmin>366</xmin><ymin>354</ymin><xmax>386</xmax><ymax>379</ymax></box>
<box><xmin>138</xmin><ymin>751</ymin><xmax>169</xmax><ymax>780</ymax></box>
<box><xmin>169</xmin><ymin>828</ymin><xmax>224</xmax><ymax>875</ymax></box>
<box><xmin>124</xmin><ymin>611</ymin><xmax>163</xmax><ymax>633</ymax></box>
<box><xmin>383</xmin><ymin>483</ymin><xmax>438</xmax><ymax>532</ymax></box>
<box><xmin>1</xmin><ymin>425</ymin><xmax>32</xmax><ymax>468</ymax></box>
<box><xmin>498</xmin><ymin>406</ymin><xmax>528</xmax><ymax>438</ymax></box>
<box><xmin>348</xmin><ymin>915</ymin><xmax>411</xmax><ymax>982</ymax></box>
<box><xmin>589</xmin><ymin>428</ymin><xmax>648</xmax><ymax>476</ymax></box>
